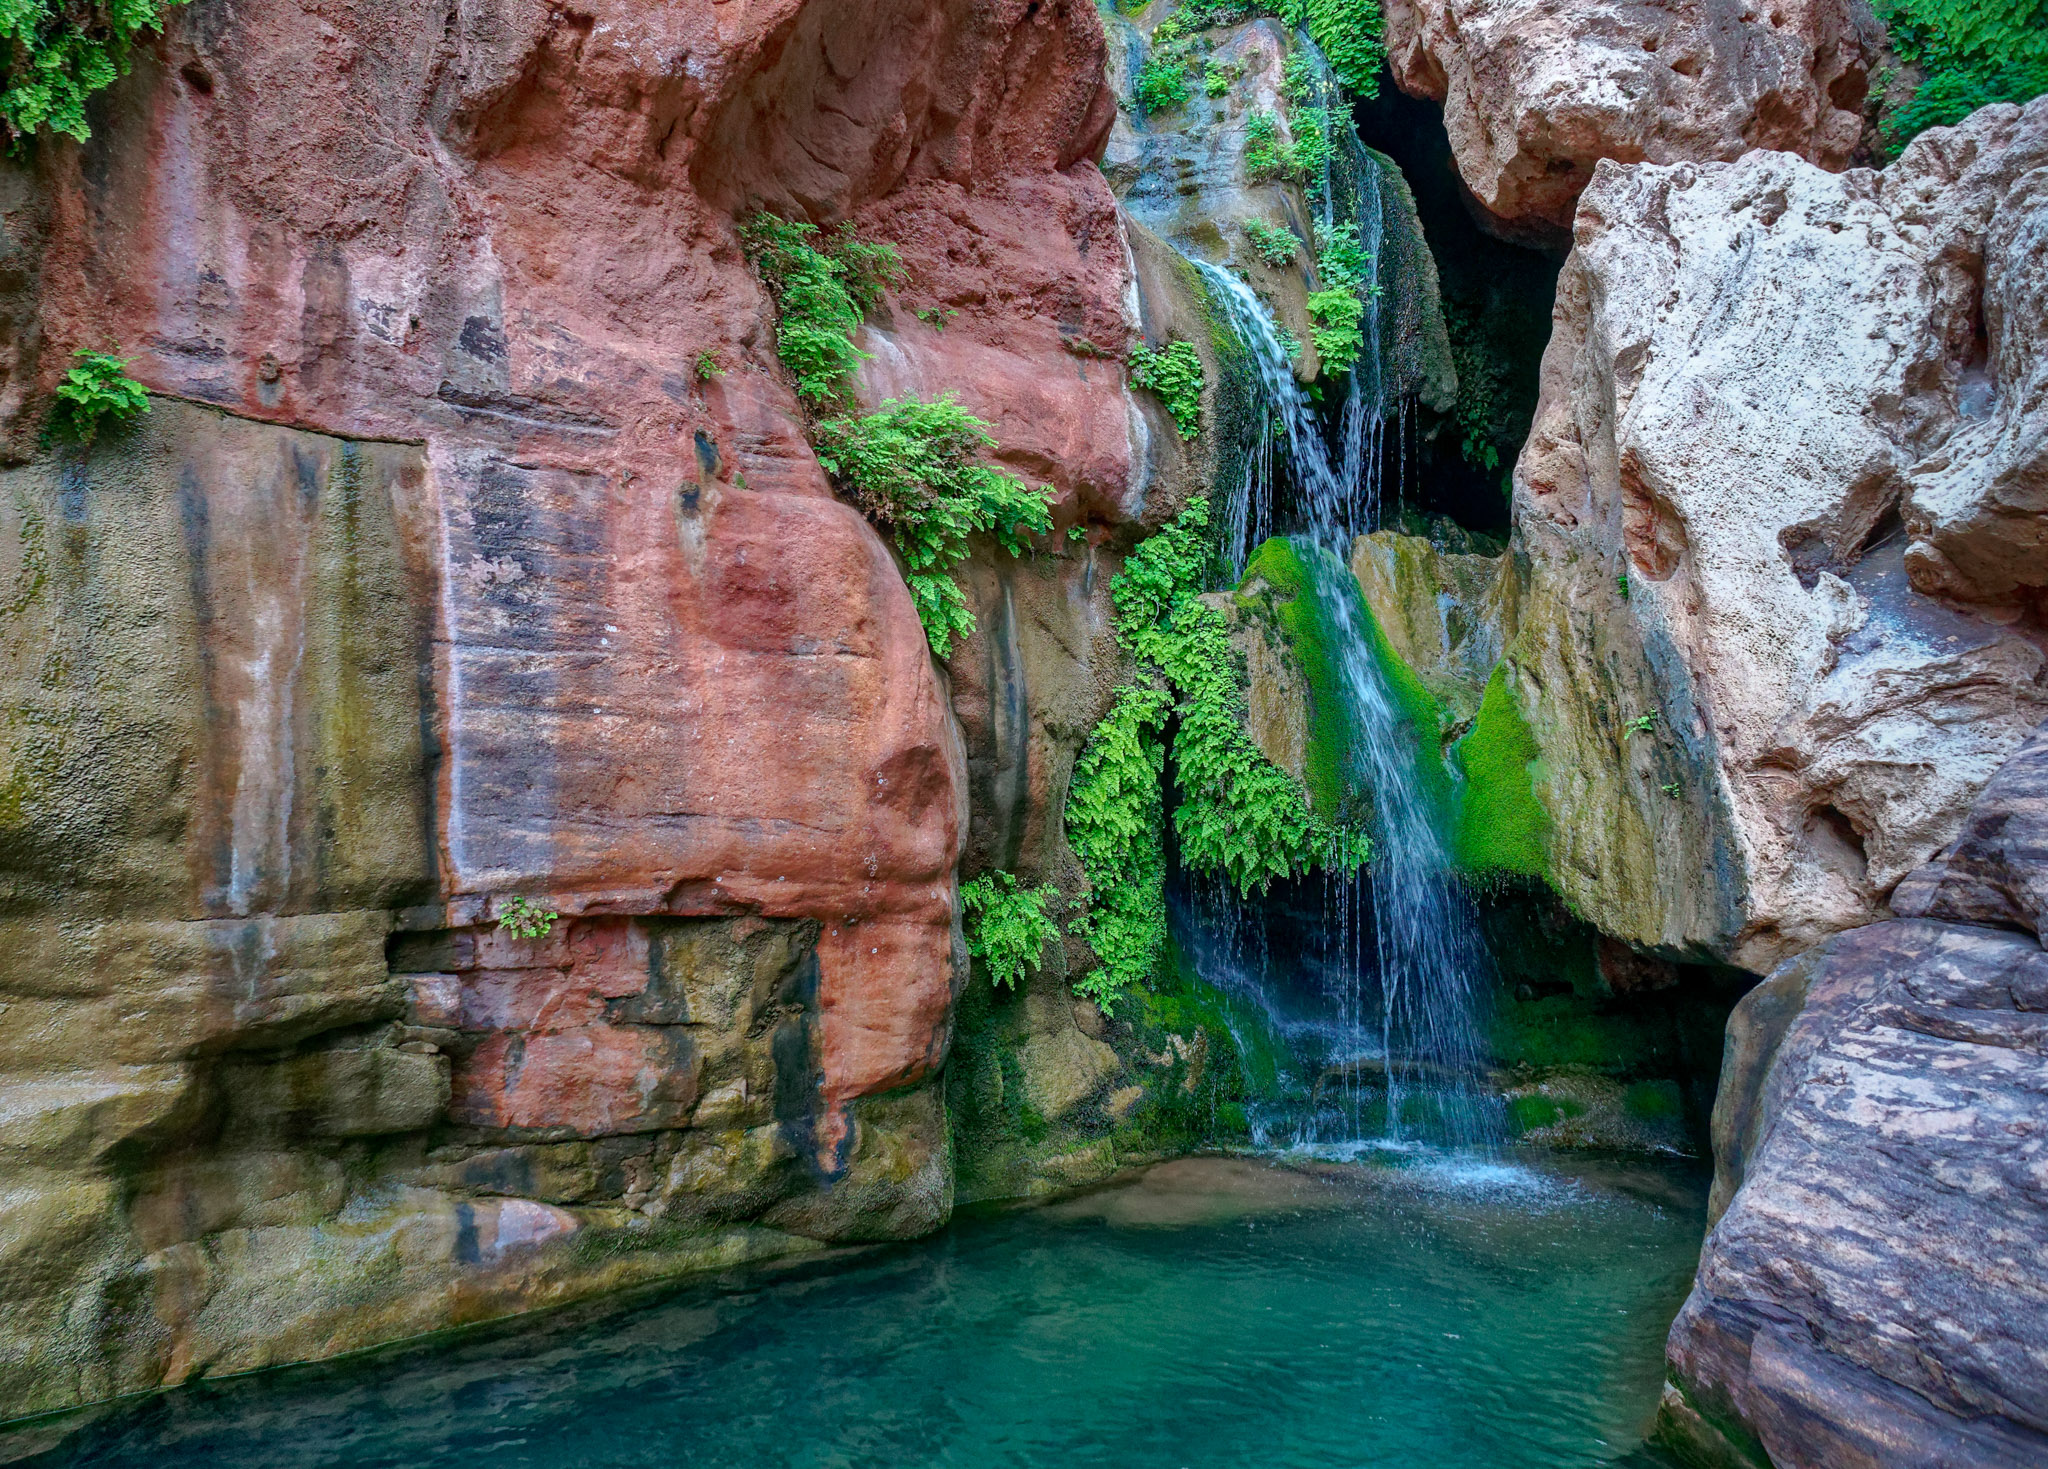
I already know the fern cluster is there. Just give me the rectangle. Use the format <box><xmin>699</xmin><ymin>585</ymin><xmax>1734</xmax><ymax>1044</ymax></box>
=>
<box><xmin>1134</xmin><ymin>50</ymin><xmax>1193</xmax><ymax>112</ymax></box>
<box><xmin>2</xmin><ymin>0</ymin><xmax>185</xmax><ymax>142</ymax></box>
<box><xmin>1243</xmin><ymin>105</ymin><xmax>1330</xmax><ymax>190</ymax></box>
<box><xmin>1306</xmin><ymin>221</ymin><xmax>1375</xmax><ymax>375</ymax></box>
<box><xmin>43</xmin><ymin>350</ymin><xmax>148</xmax><ymax>446</ymax></box>
<box><xmin>814</xmin><ymin>396</ymin><xmax>1054</xmax><ymax>656</ymax></box>
<box><xmin>1276</xmin><ymin>0</ymin><xmax>1384</xmax><ymax>98</ymax></box>
<box><xmin>1128</xmin><ymin>339</ymin><xmax>1206</xmax><ymax>440</ymax></box>
<box><xmin>1876</xmin><ymin>0</ymin><xmax>2048</xmax><ymax>150</ymax></box>
<box><xmin>961</xmin><ymin>872</ymin><xmax>1062</xmax><ymax>988</ymax></box>
<box><xmin>1064</xmin><ymin>499</ymin><xmax>1365</xmax><ymax>1009</ymax></box>
<box><xmin>1241</xmin><ymin>217</ymin><xmax>1301</xmax><ymax>269</ymax></box>
<box><xmin>739</xmin><ymin>213</ymin><xmax>903</xmax><ymax>405</ymax></box>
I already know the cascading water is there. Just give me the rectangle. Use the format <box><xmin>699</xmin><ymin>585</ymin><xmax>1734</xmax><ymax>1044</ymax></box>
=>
<box><xmin>1179</xmin><ymin>41</ymin><xmax>1500</xmax><ymax>1153</ymax></box>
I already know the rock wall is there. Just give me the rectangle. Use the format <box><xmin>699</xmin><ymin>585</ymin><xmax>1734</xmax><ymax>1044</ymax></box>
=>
<box><xmin>0</xmin><ymin>0</ymin><xmax>1150</xmax><ymax>1425</ymax></box>
<box><xmin>1510</xmin><ymin>98</ymin><xmax>2048</xmax><ymax>971</ymax></box>
<box><xmin>1661</xmin><ymin>719</ymin><xmax>2048</xmax><ymax>1468</ymax></box>
<box><xmin>1382</xmin><ymin>0</ymin><xmax>1881</xmax><ymax>241</ymax></box>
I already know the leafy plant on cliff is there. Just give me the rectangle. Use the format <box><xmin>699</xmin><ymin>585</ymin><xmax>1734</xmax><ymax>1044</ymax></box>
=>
<box><xmin>1306</xmin><ymin>221</ymin><xmax>1377</xmax><ymax>377</ymax></box>
<box><xmin>1241</xmin><ymin>217</ymin><xmax>1301</xmax><ymax>269</ymax></box>
<box><xmin>1875</xmin><ymin>0</ymin><xmax>2048</xmax><ymax>151</ymax></box>
<box><xmin>1065</xmin><ymin>684</ymin><xmax>1173</xmax><ymax>1008</ymax></box>
<box><xmin>1065</xmin><ymin>500</ymin><xmax>1366</xmax><ymax>1009</ymax></box>
<box><xmin>1129</xmin><ymin>339</ymin><xmax>1206</xmax><ymax>439</ymax></box>
<box><xmin>1</xmin><ymin>0</ymin><xmax>186</xmax><ymax>142</ymax></box>
<box><xmin>961</xmin><ymin>871</ymin><xmax>1062</xmax><ymax>989</ymax></box>
<box><xmin>43</xmin><ymin>350</ymin><xmax>148</xmax><ymax>446</ymax></box>
<box><xmin>1276</xmin><ymin>0</ymin><xmax>1384</xmax><ymax>99</ymax></box>
<box><xmin>813</xmin><ymin>395</ymin><xmax>1054</xmax><ymax>655</ymax></box>
<box><xmin>739</xmin><ymin>212</ymin><xmax>903</xmax><ymax>405</ymax></box>
<box><xmin>1134</xmin><ymin>45</ymin><xmax>1195</xmax><ymax>112</ymax></box>
<box><xmin>497</xmin><ymin>896</ymin><xmax>558</xmax><ymax>939</ymax></box>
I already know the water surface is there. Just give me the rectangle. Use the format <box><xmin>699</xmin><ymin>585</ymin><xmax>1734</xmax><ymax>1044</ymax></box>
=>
<box><xmin>30</xmin><ymin>1154</ymin><xmax>1703</xmax><ymax>1469</ymax></box>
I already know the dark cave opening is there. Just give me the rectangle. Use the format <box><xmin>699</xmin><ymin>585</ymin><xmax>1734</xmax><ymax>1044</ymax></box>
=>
<box><xmin>1351</xmin><ymin>73</ymin><xmax>1565</xmax><ymax>544</ymax></box>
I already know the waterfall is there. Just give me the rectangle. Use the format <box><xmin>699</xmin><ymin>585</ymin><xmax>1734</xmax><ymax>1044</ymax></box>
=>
<box><xmin>1177</xmin><ymin>42</ymin><xmax>1500</xmax><ymax>1151</ymax></box>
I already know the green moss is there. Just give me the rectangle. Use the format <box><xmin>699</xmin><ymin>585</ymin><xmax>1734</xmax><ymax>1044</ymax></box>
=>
<box><xmin>1488</xmin><ymin>994</ymin><xmax>1668</xmax><ymax>1075</ymax></box>
<box><xmin>1506</xmin><ymin>1093</ymin><xmax>1586</xmax><ymax>1133</ymax></box>
<box><xmin>1624</xmin><ymin>1079</ymin><xmax>1684</xmax><ymax>1122</ymax></box>
<box><xmin>1239</xmin><ymin>536</ymin><xmax>1451</xmax><ymax>824</ymax></box>
<box><xmin>1451</xmin><ymin>664</ymin><xmax>1549</xmax><ymax>881</ymax></box>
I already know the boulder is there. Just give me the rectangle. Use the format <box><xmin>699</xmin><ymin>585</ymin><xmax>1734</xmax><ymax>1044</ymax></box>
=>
<box><xmin>1382</xmin><ymin>0</ymin><xmax>1879</xmax><ymax>240</ymax></box>
<box><xmin>1513</xmin><ymin>98</ymin><xmax>2048</xmax><ymax>970</ymax></box>
<box><xmin>1662</xmin><ymin>741</ymin><xmax>2048</xmax><ymax>1465</ymax></box>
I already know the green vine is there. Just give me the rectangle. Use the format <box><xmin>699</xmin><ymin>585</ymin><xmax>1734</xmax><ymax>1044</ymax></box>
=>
<box><xmin>1065</xmin><ymin>684</ymin><xmax>1173</xmax><ymax>1009</ymax></box>
<box><xmin>1129</xmin><ymin>339</ymin><xmax>1206</xmax><ymax>439</ymax></box>
<box><xmin>961</xmin><ymin>872</ymin><xmax>1062</xmax><ymax>989</ymax></box>
<box><xmin>813</xmin><ymin>396</ymin><xmax>1054</xmax><ymax>656</ymax></box>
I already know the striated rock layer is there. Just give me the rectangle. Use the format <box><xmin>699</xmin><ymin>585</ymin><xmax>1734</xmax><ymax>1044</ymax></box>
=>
<box><xmin>0</xmin><ymin>0</ymin><xmax>1149</xmax><ymax>1425</ymax></box>
<box><xmin>1510</xmin><ymin>98</ymin><xmax>2048</xmax><ymax>972</ymax></box>
<box><xmin>1662</xmin><ymin>720</ymin><xmax>2048</xmax><ymax>1468</ymax></box>
<box><xmin>1382</xmin><ymin>0</ymin><xmax>1879</xmax><ymax>240</ymax></box>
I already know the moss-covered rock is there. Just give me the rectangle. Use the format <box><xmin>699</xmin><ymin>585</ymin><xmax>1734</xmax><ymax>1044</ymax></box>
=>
<box><xmin>945</xmin><ymin>939</ymin><xmax>1271</xmax><ymax>1203</ymax></box>
<box><xmin>1451</xmin><ymin>664</ymin><xmax>1549</xmax><ymax>881</ymax></box>
<box><xmin>1234</xmin><ymin>535</ymin><xmax>1453</xmax><ymax>826</ymax></box>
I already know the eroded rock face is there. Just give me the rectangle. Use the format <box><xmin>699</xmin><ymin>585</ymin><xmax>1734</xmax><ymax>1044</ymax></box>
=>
<box><xmin>1382</xmin><ymin>0</ymin><xmax>1878</xmax><ymax>240</ymax></box>
<box><xmin>1513</xmin><ymin>99</ymin><xmax>2048</xmax><ymax>970</ymax></box>
<box><xmin>0</xmin><ymin>0</ymin><xmax>1135</xmax><ymax>1423</ymax></box>
<box><xmin>1662</xmin><ymin>721</ymin><xmax>2048</xmax><ymax>1468</ymax></box>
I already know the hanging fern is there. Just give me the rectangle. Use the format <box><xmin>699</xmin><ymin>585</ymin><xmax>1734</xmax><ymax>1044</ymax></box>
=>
<box><xmin>1065</xmin><ymin>498</ymin><xmax>1367</xmax><ymax>1009</ymax></box>
<box><xmin>2</xmin><ymin>0</ymin><xmax>188</xmax><ymax>142</ymax></box>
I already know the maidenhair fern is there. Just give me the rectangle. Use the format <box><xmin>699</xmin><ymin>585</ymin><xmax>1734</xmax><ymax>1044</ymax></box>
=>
<box><xmin>1276</xmin><ymin>0</ymin><xmax>1384</xmax><ymax>99</ymax></box>
<box><xmin>43</xmin><ymin>350</ymin><xmax>148</xmax><ymax>446</ymax></box>
<box><xmin>1128</xmin><ymin>339</ymin><xmax>1206</xmax><ymax>440</ymax></box>
<box><xmin>1065</xmin><ymin>498</ymin><xmax>1366</xmax><ymax>1009</ymax></box>
<box><xmin>739</xmin><ymin>213</ymin><xmax>903</xmax><ymax>405</ymax></box>
<box><xmin>961</xmin><ymin>871</ymin><xmax>1062</xmax><ymax>989</ymax></box>
<box><xmin>1</xmin><ymin>0</ymin><xmax>187</xmax><ymax>142</ymax></box>
<box><xmin>1241</xmin><ymin>217</ymin><xmax>1301</xmax><ymax>269</ymax></box>
<box><xmin>814</xmin><ymin>395</ymin><xmax>1054</xmax><ymax>656</ymax></box>
<box><xmin>1065</xmin><ymin>684</ymin><xmax>1172</xmax><ymax>1008</ymax></box>
<box><xmin>1875</xmin><ymin>0</ymin><xmax>2048</xmax><ymax>150</ymax></box>
<box><xmin>1306</xmin><ymin>221</ymin><xmax>1377</xmax><ymax>377</ymax></box>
